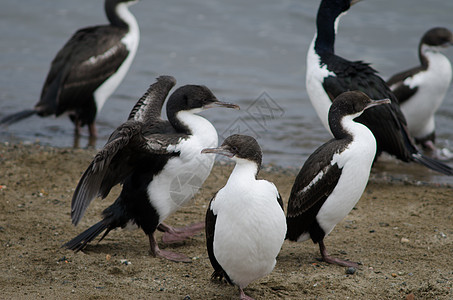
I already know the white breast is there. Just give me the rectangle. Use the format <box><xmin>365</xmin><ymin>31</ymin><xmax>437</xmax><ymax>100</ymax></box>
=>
<box><xmin>94</xmin><ymin>3</ymin><xmax>140</xmax><ymax>112</ymax></box>
<box><xmin>211</xmin><ymin>164</ymin><xmax>286</xmax><ymax>288</ymax></box>
<box><xmin>147</xmin><ymin>113</ymin><xmax>218</xmax><ymax>223</ymax></box>
<box><xmin>397</xmin><ymin>51</ymin><xmax>452</xmax><ymax>138</ymax></box>
<box><xmin>316</xmin><ymin>117</ymin><xmax>377</xmax><ymax>237</ymax></box>
<box><xmin>306</xmin><ymin>35</ymin><xmax>335</xmax><ymax>135</ymax></box>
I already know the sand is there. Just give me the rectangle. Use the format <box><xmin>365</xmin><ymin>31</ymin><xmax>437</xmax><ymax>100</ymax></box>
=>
<box><xmin>0</xmin><ymin>143</ymin><xmax>452</xmax><ymax>299</ymax></box>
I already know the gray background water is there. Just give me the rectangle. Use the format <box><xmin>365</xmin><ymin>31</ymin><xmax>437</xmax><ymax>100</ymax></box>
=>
<box><xmin>1</xmin><ymin>0</ymin><xmax>452</xmax><ymax>184</ymax></box>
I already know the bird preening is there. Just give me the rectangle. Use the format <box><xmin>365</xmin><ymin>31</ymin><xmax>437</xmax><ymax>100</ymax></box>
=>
<box><xmin>0</xmin><ymin>0</ymin><xmax>140</xmax><ymax>146</ymax></box>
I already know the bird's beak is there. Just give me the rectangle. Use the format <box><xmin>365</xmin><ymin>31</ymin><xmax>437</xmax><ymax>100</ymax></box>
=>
<box><xmin>364</xmin><ymin>98</ymin><xmax>391</xmax><ymax>110</ymax></box>
<box><xmin>205</xmin><ymin>100</ymin><xmax>240</xmax><ymax>110</ymax></box>
<box><xmin>350</xmin><ymin>0</ymin><xmax>362</xmax><ymax>6</ymax></box>
<box><xmin>201</xmin><ymin>145</ymin><xmax>234</xmax><ymax>158</ymax></box>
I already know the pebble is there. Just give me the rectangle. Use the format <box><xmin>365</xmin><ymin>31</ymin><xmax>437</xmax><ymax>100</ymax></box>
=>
<box><xmin>391</xmin><ymin>273</ymin><xmax>397</xmax><ymax>277</ymax></box>
<box><xmin>401</xmin><ymin>238</ymin><xmax>410</xmax><ymax>243</ymax></box>
<box><xmin>345</xmin><ymin>267</ymin><xmax>356</xmax><ymax>275</ymax></box>
<box><xmin>406</xmin><ymin>293</ymin><xmax>415</xmax><ymax>300</ymax></box>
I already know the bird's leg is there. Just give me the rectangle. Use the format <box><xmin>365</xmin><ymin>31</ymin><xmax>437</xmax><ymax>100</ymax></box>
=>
<box><xmin>87</xmin><ymin>134</ymin><xmax>97</xmax><ymax>149</ymax></box>
<box><xmin>423</xmin><ymin>140</ymin><xmax>437</xmax><ymax>152</ymax></box>
<box><xmin>239</xmin><ymin>287</ymin><xmax>254</xmax><ymax>300</ymax></box>
<box><xmin>318</xmin><ymin>240</ymin><xmax>358</xmax><ymax>268</ymax></box>
<box><xmin>73</xmin><ymin>133</ymin><xmax>80</xmax><ymax>149</ymax></box>
<box><xmin>88</xmin><ymin>122</ymin><xmax>98</xmax><ymax>138</ymax></box>
<box><xmin>73</xmin><ymin>116</ymin><xmax>81</xmax><ymax>137</ymax></box>
<box><xmin>158</xmin><ymin>222</ymin><xmax>205</xmax><ymax>244</ymax></box>
<box><xmin>148</xmin><ymin>233</ymin><xmax>192</xmax><ymax>263</ymax></box>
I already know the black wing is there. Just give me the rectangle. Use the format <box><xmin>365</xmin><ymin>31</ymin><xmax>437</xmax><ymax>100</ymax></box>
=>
<box><xmin>321</xmin><ymin>55</ymin><xmax>414</xmax><ymax>156</ymax></box>
<box><xmin>37</xmin><ymin>25</ymin><xmax>129</xmax><ymax>114</ymax></box>
<box><xmin>277</xmin><ymin>193</ymin><xmax>284</xmax><ymax>211</ymax></box>
<box><xmin>387</xmin><ymin>67</ymin><xmax>422</xmax><ymax>105</ymax></box>
<box><xmin>286</xmin><ymin>140</ymin><xmax>343</xmax><ymax>241</ymax></box>
<box><xmin>205</xmin><ymin>196</ymin><xmax>232</xmax><ymax>285</ymax></box>
<box><xmin>321</xmin><ymin>54</ymin><xmax>453</xmax><ymax>175</ymax></box>
<box><xmin>128</xmin><ymin>75</ymin><xmax>176</xmax><ymax>124</ymax></box>
<box><xmin>71</xmin><ymin>120</ymin><xmax>185</xmax><ymax>225</ymax></box>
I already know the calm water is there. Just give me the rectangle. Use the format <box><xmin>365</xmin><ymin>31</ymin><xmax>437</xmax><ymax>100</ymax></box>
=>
<box><xmin>1</xmin><ymin>0</ymin><xmax>453</xmax><ymax>184</ymax></box>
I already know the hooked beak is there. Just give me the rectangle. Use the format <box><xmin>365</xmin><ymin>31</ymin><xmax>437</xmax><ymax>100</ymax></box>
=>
<box><xmin>350</xmin><ymin>0</ymin><xmax>362</xmax><ymax>6</ymax></box>
<box><xmin>364</xmin><ymin>98</ymin><xmax>391</xmax><ymax>110</ymax></box>
<box><xmin>201</xmin><ymin>145</ymin><xmax>234</xmax><ymax>158</ymax></box>
<box><xmin>205</xmin><ymin>100</ymin><xmax>240</xmax><ymax>110</ymax></box>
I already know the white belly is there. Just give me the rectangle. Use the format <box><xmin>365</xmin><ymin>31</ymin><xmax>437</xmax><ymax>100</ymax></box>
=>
<box><xmin>212</xmin><ymin>179</ymin><xmax>286</xmax><ymax>288</ymax></box>
<box><xmin>306</xmin><ymin>35</ymin><xmax>335</xmax><ymax>135</ymax></box>
<box><xmin>398</xmin><ymin>53</ymin><xmax>452</xmax><ymax>138</ymax></box>
<box><xmin>317</xmin><ymin>128</ymin><xmax>376</xmax><ymax>236</ymax></box>
<box><xmin>94</xmin><ymin>19</ymin><xmax>140</xmax><ymax>112</ymax></box>
<box><xmin>147</xmin><ymin>118</ymin><xmax>218</xmax><ymax>223</ymax></box>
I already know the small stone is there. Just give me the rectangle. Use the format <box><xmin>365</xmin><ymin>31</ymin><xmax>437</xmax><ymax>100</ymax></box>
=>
<box><xmin>106</xmin><ymin>254</ymin><xmax>111</xmax><ymax>261</ymax></box>
<box><xmin>391</xmin><ymin>273</ymin><xmax>397</xmax><ymax>277</ymax></box>
<box><xmin>345</xmin><ymin>267</ymin><xmax>356</xmax><ymax>275</ymax></box>
<box><xmin>401</xmin><ymin>238</ymin><xmax>410</xmax><ymax>243</ymax></box>
<box><xmin>406</xmin><ymin>292</ymin><xmax>415</xmax><ymax>300</ymax></box>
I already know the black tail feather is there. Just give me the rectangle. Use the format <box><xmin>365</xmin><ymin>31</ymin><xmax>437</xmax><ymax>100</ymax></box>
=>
<box><xmin>0</xmin><ymin>109</ymin><xmax>37</xmax><ymax>125</ymax></box>
<box><xmin>62</xmin><ymin>220</ymin><xmax>110</xmax><ymax>252</ymax></box>
<box><xmin>412</xmin><ymin>153</ymin><xmax>453</xmax><ymax>176</ymax></box>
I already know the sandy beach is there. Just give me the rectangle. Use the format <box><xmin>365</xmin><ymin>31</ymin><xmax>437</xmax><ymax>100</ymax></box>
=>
<box><xmin>0</xmin><ymin>143</ymin><xmax>452</xmax><ymax>299</ymax></box>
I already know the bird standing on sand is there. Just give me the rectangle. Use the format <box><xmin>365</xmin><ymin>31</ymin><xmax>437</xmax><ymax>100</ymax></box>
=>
<box><xmin>203</xmin><ymin>134</ymin><xmax>286</xmax><ymax>300</ymax></box>
<box><xmin>287</xmin><ymin>91</ymin><xmax>390</xmax><ymax>267</ymax></box>
<box><xmin>387</xmin><ymin>27</ymin><xmax>453</xmax><ymax>152</ymax></box>
<box><xmin>305</xmin><ymin>0</ymin><xmax>453</xmax><ymax>175</ymax></box>
<box><xmin>1</xmin><ymin>0</ymin><xmax>140</xmax><ymax>139</ymax></box>
<box><xmin>63</xmin><ymin>76</ymin><xmax>240</xmax><ymax>262</ymax></box>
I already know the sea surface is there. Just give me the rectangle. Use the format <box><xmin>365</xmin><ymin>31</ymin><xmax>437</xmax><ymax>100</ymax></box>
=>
<box><xmin>1</xmin><ymin>0</ymin><xmax>452</xmax><ymax>184</ymax></box>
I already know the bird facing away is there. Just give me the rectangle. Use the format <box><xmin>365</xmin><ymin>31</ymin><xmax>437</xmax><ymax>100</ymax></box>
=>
<box><xmin>202</xmin><ymin>134</ymin><xmax>286</xmax><ymax>300</ymax></box>
<box><xmin>287</xmin><ymin>91</ymin><xmax>390</xmax><ymax>268</ymax></box>
<box><xmin>62</xmin><ymin>76</ymin><xmax>240</xmax><ymax>262</ymax></box>
<box><xmin>387</xmin><ymin>27</ymin><xmax>453</xmax><ymax>152</ymax></box>
<box><xmin>305</xmin><ymin>0</ymin><xmax>453</xmax><ymax>175</ymax></box>
<box><xmin>1</xmin><ymin>0</ymin><xmax>140</xmax><ymax>139</ymax></box>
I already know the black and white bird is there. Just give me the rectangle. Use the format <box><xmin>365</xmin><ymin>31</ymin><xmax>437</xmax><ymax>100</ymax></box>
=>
<box><xmin>387</xmin><ymin>27</ymin><xmax>453</xmax><ymax>151</ymax></box>
<box><xmin>202</xmin><ymin>135</ymin><xmax>286</xmax><ymax>300</ymax></box>
<box><xmin>1</xmin><ymin>0</ymin><xmax>140</xmax><ymax>138</ymax></box>
<box><xmin>63</xmin><ymin>76</ymin><xmax>240</xmax><ymax>262</ymax></box>
<box><xmin>305</xmin><ymin>0</ymin><xmax>453</xmax><ymax>175</ymax></box>
<box><xmin>286</xmin><ymin>91</ymin><xmax>390</xmax><ymax>267</ymax></box>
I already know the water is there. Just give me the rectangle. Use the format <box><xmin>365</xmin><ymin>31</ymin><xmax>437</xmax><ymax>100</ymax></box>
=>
<box><xmin>1</xmin><ymin>0</ymin><xmax>452</xmax><ymax>184</ymax></box>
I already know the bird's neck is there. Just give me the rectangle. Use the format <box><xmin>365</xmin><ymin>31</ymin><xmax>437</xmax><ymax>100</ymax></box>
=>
<box><xmin>314</xmin><ymin>9</ymin><xmax>344</xmax><ymax>55</ymax></box>
<box><xmin>170</xmin><ymin>109</ymin><xmax>212</xmax><ymax>136</ymax></box>
<box><xmin>419</xmin><ymin>43</ymin><xmax>447</xmax><ymax>69</ymax></box>
<box><xmin>329</xmin><ymin>113</ymin><xmax>372</xmax><ymax>142</ymax></box>
<box><xmin>227</xmin><ymin>160</ymin><xmax>260</xmax><ymax>187</ymax></box>
<box><xmin>106</xmin><ymin>1</ymin><xmax>138</xmax><ymax>30</ymax></box>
